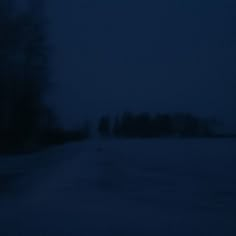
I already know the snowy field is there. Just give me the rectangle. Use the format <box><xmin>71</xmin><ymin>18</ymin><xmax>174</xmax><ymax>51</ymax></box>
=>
<box><xmin>0</xmin><ymin>139</ymin><xmax>236</xmax><ymax>235</ymax></box>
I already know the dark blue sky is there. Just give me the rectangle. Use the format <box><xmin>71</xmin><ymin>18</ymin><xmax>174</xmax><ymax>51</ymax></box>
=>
<box><xmin>43</xmin><ymin>0</ymin><xmax>235</xmax><ymax>129</ymax></box>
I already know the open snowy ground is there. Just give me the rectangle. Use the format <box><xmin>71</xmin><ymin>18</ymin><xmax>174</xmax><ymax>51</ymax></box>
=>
<box><xmin>0</xmin><ymin>139</ymin><xmax>236</xmax><ymax>235</ymax></box>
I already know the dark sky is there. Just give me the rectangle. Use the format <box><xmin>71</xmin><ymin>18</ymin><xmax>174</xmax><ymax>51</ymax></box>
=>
<box><xmin>42</xmin><ymin>1</ymin><xmax>235</xmax><ymax>129</ymax></box>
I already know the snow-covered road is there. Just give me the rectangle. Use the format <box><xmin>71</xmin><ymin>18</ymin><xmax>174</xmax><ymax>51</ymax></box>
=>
<box><xmin>0</xmin><ymin>139</ymin><xmax>236</xmax><ymax>235</ymax></box>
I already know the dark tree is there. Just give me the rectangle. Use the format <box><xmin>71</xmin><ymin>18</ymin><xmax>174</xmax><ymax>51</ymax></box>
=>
<box><xmin>180</xmin><ymin>113</ymin><xmax>199</xmax><ymax>136</ymax></box>
<box><xmin>134</xmin><ymin>112</ymin><xmax>152</xmax><ymax>137</ymax></box>
<box><xmin>155</xmin><ymin>113</ymin><xmax>173</xmax><ymax>136</ymax></box>
<box><xmin>98</xmin><ymin>116</ymin><xmax>111</xmax><ymax>137</ymax></box>
<box><xmin>112</xmin><ymin>115</ymin><xmax>121</xmax><ymax>137</ymax></box>
<box><xmin>0</xmin><ymin>0</ymin><xmax>51</xmax><ymax>153</ymax></box>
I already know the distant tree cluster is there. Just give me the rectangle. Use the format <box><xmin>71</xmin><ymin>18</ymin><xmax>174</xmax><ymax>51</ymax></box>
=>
<box><xmin>98</xmin><ymin>112</ymin><xmax>220</xmax><ymax>138</ymax></box>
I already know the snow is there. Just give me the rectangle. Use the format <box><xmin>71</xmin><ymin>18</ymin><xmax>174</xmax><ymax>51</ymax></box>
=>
<box><xmin>0</xmin><ymin>139</ymin><xmax>236</xmax><ymax>235</ymax></box>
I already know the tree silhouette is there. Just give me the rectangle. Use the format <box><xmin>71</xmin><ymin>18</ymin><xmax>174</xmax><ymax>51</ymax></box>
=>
<box><xmin>109</xmin><ymin>112</ymin><xmax>218</xmax><ymax>138</ymax></box>
<box><xmin>98</xmin><ymin>116</ymin><xmax>111</xmax><ymax>137</ymax></box>
<box><xmin>112</xmin><ymin>115</ymin><xmax>121</xmax><ymax>137</ymax></box>
<box><xmin>0</xmin><ymin>0</ymin><xmax>51</xmax><ymax>153</ymax></box>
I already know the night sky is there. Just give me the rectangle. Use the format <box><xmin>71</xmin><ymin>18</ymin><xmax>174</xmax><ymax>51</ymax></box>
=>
<box><xmin>33</xmin><ymin>1</ymin><xmax>236</xmax><ymax>129</ymax></box>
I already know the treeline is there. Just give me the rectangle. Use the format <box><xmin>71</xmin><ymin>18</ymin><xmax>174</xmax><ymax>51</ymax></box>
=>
<box><xmin>98</xmin><ymin>112</ymin><xmax>221</xmax><ymax>138</ymax></box>
<box><xmin>0</xmin><ymin>1</ymin><xmax>89</xmax><ymax>155</ymax></box>
<box><xmin>43</xmin><ymin>120</ymin><xmax>91</xmax><ymax>148</ymax></box>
